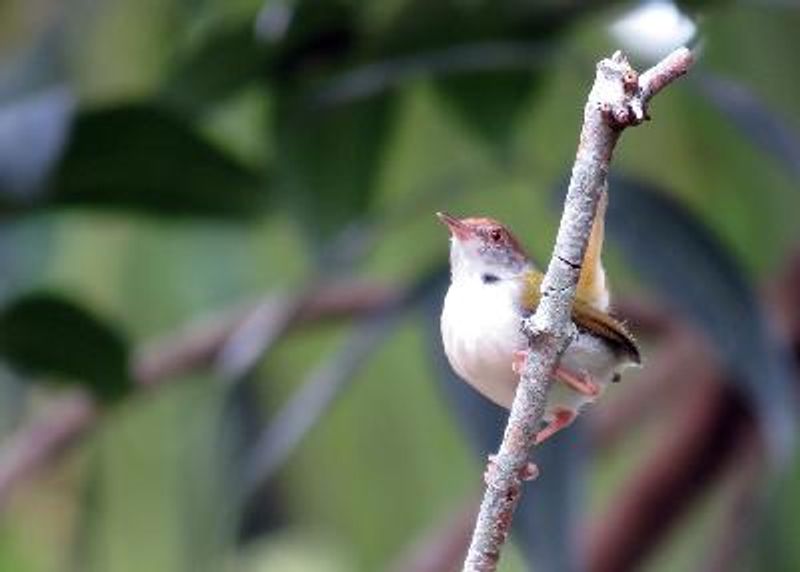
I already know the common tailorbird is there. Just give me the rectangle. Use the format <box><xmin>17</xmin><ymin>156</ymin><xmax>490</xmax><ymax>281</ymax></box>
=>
<box><xmin>438</xmin><ymin>193</ymin><xmax>640</xmax><ymax>444</ymax></box>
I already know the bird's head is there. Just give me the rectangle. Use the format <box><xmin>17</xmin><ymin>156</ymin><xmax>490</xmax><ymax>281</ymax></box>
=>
<box><xmin>437</xmin><ymin>212</ymin><xmax>530</xmax><ymax>283</ymax></box>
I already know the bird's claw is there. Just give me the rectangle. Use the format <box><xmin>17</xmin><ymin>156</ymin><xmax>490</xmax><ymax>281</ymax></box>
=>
<box><xmin>512</xmin><ymin>350</ymin><xmax>528</xmax><ymax>376</ymax></box>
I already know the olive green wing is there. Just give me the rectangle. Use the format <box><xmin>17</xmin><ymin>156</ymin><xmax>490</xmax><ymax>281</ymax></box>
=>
<box><xmin>520</xmin><ymin>270</ymin><xmax>640</xmax><ymax>364</ymax></box>
<box><xmin>572</xmin><ymin>299</ymin><xmax>641</xmax><ymax>364</ymax></box>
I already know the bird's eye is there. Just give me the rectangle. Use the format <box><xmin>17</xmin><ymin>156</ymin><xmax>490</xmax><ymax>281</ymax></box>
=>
<box><xmin>489</xmin><ymin>229</ymin><xmax>502</xmax><ymax>242</ymax></box>
<box><xmin>482</xmin><ymin>273</ymin><xmax>500</xmax><ymax>284</ymax></box>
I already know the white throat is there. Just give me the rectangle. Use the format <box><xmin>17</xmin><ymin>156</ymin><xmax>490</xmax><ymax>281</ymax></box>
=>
<box><xmin>440</xmin><ymin>240</ymin><xmax>530</xmax><ymax>407</ymax></box>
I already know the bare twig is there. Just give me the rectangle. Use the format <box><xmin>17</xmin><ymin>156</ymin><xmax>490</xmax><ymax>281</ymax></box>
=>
<box><xmin>0</xmin><ymin>392</ymin><xmax>96</xmax><ymax>509</ymax></box>
<box><xmin>242</xmin><ymin>311</ymin><xmax>401</xmax><ymax>494</ymax></box>
<box><xmin>704</xmin><ymin>435</ymin><xmax>763</xmax><ymax>572</ymax></box>
<box><xmin>134</xmin><ymin>281</ymin><xmax>400</xmax><ymax>386</ymax></box>
<box><xmin>214</xmin><ymin>291</ymin><xmax>313</xmax><ymax>383</ymax></box>
<box><xmin>241</xmin><ymin>268</ymin><xmax>443</xmax><ymax>497</ymax></box>
<box><xmin>0</xmin><ymin>281</ymin><xmax>400</xmax><ymax>510</ymax></box>
<box><xmin>311</xmin><ymin>41</ymin><xmax>553</xmax><ymax>107</ymax></box>
<box><xmin>462</xmin><ymin>48</ymin><xmax>693</xmax><ymax>571</ymax></box>
<box><xmin>386</xmin><ymin>249</ymin><xmax>800</xmax><ymax>572</ymax></box>
<box><xmin>586</xmin><ymin>370</ymin><xmax>755</xmax><ymax>572</ymax></box>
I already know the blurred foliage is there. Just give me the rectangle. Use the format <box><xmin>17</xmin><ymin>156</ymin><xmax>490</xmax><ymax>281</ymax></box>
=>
<box><xmin>0</xmin><ymin>292</ymin><xmax>130</xmax><ymax>400</ymax></box>
<box><xmin>0</xmin><ymin>1</ymin><xmax>800</xmax><ymax>572</ymax></box>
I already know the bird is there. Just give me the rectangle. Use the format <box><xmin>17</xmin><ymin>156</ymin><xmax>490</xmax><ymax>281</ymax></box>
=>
<box><xmin>438</xmin><ymin>193</ymin><xmax>640</xmax><ymax>445</ymax></box>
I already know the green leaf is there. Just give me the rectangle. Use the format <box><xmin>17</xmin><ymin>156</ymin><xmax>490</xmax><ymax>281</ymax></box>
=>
<box><xmin>0</xmin><ymin>292</ymin><xmax>131</xmax><ymax>400</ymax></box>
<box><xmin>371</xmin><ymin>1</ymin><xmax>563</xmax><ymax>149</ymax></box>
<box><xmin>163</xmin><ymin>24</ymin><xmax>270</xmax><ymax>115</ymax></box>
<box><xmin>375</xmin><ymin>0</ymin><xmax>572</xmax><ymax>55</ymax></box>
<box><xmin>695</xmin><ymin>72</ymin><xmax>800</xmax><ymax>181</ymax></box>
<box><xmin>606</xmin><ymin>176</ymin><xmax>798</xmax><ymax>465</ymax></box>
<box><xmin>48</xmin><ymin>104</ymin><xmax>268</xmax><ymax>219</ymax></box>
<box><xmin>275</xmin><ymin>92</ymin><xmax>396</xmax><ymax>239</ymax></box>
<box><xmin>435</xmin><ymin>69</ymin><xmax>537</xmax><ymax>149</ymax></box>
<box><xmin>270</xmin><ymin>0</ymin><xmax>356</xmax><ymax>71</ymax></box>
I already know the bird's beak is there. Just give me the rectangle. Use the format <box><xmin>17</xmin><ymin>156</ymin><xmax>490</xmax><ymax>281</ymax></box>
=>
<box><xmin>436</xmin><ymin>212</ymin><xmax>472</xmax><ymax>240</ymax></box>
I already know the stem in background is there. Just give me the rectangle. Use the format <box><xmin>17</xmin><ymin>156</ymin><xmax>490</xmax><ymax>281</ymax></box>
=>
<box><xmin>0</xmin><ymin>281</ymin><xmax>400</xmax><ymax>510</ymax></box>
<box><xmin>462</xmin><ymin>48</ymin><xmax>693</xmax><ymax>571</ymax></box>
<box><xmin>242</xmin><ymin>307</ymin><xmax>403</xmax><ymax>495</ymax></box>
<box><xmin>586</xmin><ymin>373</ymin><xmax>755</xmax><ymax>572</ymax></box>
<box><xmin>0</xmin><ymin>393</ymin><xmax>96</xmax><ymax>509</ymax></box>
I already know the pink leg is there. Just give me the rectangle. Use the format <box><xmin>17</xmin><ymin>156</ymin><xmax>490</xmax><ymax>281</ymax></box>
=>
<box><xmin>512</xmin><ymin>350</ymin><xmax>528</xmax><ymax>376</ymax></box>
<box><xmin>554</xmin><ymin>366</ymin><xmax>600</xmax><ymax>397</ymax></box>
<box><xmin>515</xmin><ymin>353</ymin><xmax>599</xmax><ymax>397</ymax></box>
<box><xmin>483</xmin><ymin>454</ymin><xmax>497</xmax><ymax>483</ymax></box>
<box><xmin>535</xmin><ymin>408</ymin><xmax>575</xmax><ymax>445</ymax></box>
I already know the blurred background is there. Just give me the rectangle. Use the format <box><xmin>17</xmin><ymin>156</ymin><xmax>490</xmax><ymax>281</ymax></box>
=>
<box><xmin>1</xmin><ymin>1</ymin><xmax>800</xmax><ymax>571</ymax></box>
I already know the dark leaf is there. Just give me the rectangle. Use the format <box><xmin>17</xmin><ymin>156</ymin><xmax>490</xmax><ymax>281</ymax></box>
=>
<box><xmin>48</xmin><ymin>104</ymin><xmax>268</xmax><ymax>219</ymax></box>
<box><xmin>606</xmin><ymin>176</ymin><xmax>798</xmax><ymax>464</ymax></box>
<box><xmin>267</xmin><ymin>3</ymin><xmax>387</xmax><ymax>241</ymax></box>
<box><xmin>275</xmin><ymin>92</ymin><xmax>396</xmax><ymax>239</ymax></box>
<box><xmin>371</xmin><ymin>1</ymin><xmax>563</xmax><ymax>149</ymax></box>
<box><xmin>376</xmin><ymin>0</ymin><xmax>577</xmax><ymax>57</ymax></box>
<box><xmin>309</xmin><ymin>40</ymin><xmax>549</xmax><ymax>109</ymax></box>
<box><xmin>435</xmin><ymin>70</ymin><xmax>537</xmax><ymax>149</ymax></box>
<box><xmin>163</xmin><ymin>24</ymin><xmax>270</xmax><ymax>114</ymax></box>
<box><xmin>269</xmin><ymin>0</ymin><xmax>357</xmax><ymax>78</ymax></box>
<box><xmin>0</xmin><ymin>292</ymin><xmax>131</xmax><ymax>400</ymax></box>
<box><xmin>421</xmin><ymin>267</ymin><xmax>586</xmax><ymax>572</ymax></box>
<box><xmin>694</xmin><ymin>73</ymin><xmax>800</xmax><ymax>181</ymax></box>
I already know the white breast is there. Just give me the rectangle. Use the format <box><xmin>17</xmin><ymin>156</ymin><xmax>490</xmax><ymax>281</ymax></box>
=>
<box><xmin>440</xmin><ymin>277</ymin><xmax>627</xmax><ymax>422</ymax></box>
<box><xmin>440</xmin><ymin>276</ymin><xmax>525</xmax><ymax>408</ymax></box>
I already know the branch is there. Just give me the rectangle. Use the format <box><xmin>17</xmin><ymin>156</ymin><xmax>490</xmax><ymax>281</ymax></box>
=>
<box><xmin>390</xmin><ymin>247</ymin><xmax>800</xmax><ymax>572</ymax></box>
<box><xmin>585</xmin><ymin>250</ymin><xmax>800</xmax><ymax>571</ymax></box>
<box><xmin>0</xmin><ymin>281</ymin><xmax>400</xmax><ymax>510</ymax></box>
<box><xmin>462</xmin><ymin>48</ymin><xmax>693</xmax><ymax>571</ymax></box>
<box><xmin>0</xmin><ymin>392</ymin><xmax>96</xmax><ymax>508</ymax></box>
<box><xmin>311</xmin><ymin>41</ymin><xmax>553</xmax><ymax>107</ymax></box>
<box><xmin>134</xmin><ymin>281</ymin><xmax>400</xmax><ymax>385</ymax></box>
<box><xmin>241</xmin><ymin>308</ymin><xmax>404</xmax><ymax>495</ymax></box>
<box><xmin>703</xmin><ymin>436</ymin><xmax>762</xmax><ymax>572</ymax></box>
<box><xmin>241</xmin><ymin>266</ymin><xmax>443</xmax><ymax>496</ymax></box>
<box><xmin>586</xmin><ymin>370</ymin><xmax>755</xmax><ymax>572</ymax></box>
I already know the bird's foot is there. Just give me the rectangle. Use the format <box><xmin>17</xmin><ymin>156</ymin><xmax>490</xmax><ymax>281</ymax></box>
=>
<box><xmin>483</xmin><ymin>454</ymin><xmax>498</xmax><ymax>484</ymax></box>
<box><xmin>535</xmin><ymin>408</ymin><xmax>575</xmax><ymax>445</ymax></box>
<box><xmin>554</xmin><ymin>366</ymin><xmax>600</xmax><ymax>397</ymax></box>
<box><xmin>512</xmin><ymin>350</ymin><xmax>528</xmax><ymax>376</ymax></box>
